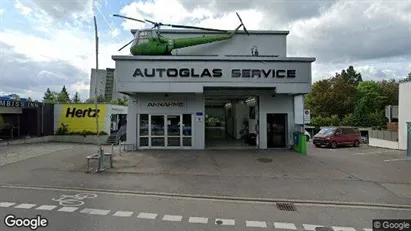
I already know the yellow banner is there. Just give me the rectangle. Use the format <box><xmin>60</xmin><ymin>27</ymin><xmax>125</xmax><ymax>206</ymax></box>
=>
<box><xmin>58</xmin><ymin>104</ymin><xmax>106</xmax><ymax>132</ymax></box>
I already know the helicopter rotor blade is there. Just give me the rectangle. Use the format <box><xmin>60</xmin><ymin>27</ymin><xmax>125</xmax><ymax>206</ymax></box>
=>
<box><xmin>112</xmin><ymin>14</ymin><xmax>145</xmax><ymax>23</ymax></box>
<box><xmin>236</xmin><ymin>12</ymin><xmax>249</xmax><ymax>35</ymax></box>
<box><xmin>118</xmin><ymin>39</ymin><xmax>134</xmax><ymax>52</ymax></box>
<box><xmin>169</xmin><ymin>24</ymin><xmax>228</xmax><ymax>32</ymax></box>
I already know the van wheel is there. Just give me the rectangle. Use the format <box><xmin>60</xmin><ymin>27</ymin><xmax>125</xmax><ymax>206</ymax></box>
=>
<box><xmin>353</xmin><ymin>140</ymin><xmax>360</xmax><ymax>147</ymax></box>
<box><xmin>331</xmin><ymin>141</ymin><xmax>338</xmax><ymax>149</ymax></box>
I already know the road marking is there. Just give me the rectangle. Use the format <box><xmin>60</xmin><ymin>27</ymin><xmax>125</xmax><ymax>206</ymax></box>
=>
<box><xmin>332</xmin><ymin>226</ymin><xmax>356</xmax><ymax>231</ymax></box>
<box><xmin>89</xmin><ymin>209</ymin><xmax>111</xmax><ymax>215</ymax></box>
<box><xmin>36</xmin><ymin>205</ymin><xmax>57</xmax><ymax>211</ymax></box>
<box><xmin>188</xmin><ymin>217</ymin><xmax>208</xmax><ymax>224</ymax></box>
<box><xmin>303</xmin><ymin>224</ymin><xmax>324</xmax><ymax>230</ymax></box>
<box><xmin>113</xmin><ymin>211</ymin><xmax>134</xmax><ymax>217</ymax></box>
<box><xmin>350</xmin><ymin>151</ymin><xmax>391</xmax><ymax>155</ymax></box>
<box><xmin>80</xmin><ymin>208</ymin><xmax>94</xmax><ymax>213</ymax></box>
<box><xmin>0</xmin><ymin>202</ymin><xmax>15</xmax><ymax>207</ymax></box>
<box><xmin>15</xmin><ymin>203</ymin><xmax>36</xmax><ymax>209</ymax></box>
<box><xmin>274</xmin><ymin>222</ymin><xmax>297</xmax><ymax>230</ymax></box>
<box><xmin>364</xmin><ymin>229</ymin><xmax>372</xmax><ymax>231</ymax></box>
<box><xmin>384</xmin><ymin>158</ymin><xmax>410</xmax><ymax>162</ymax></box>
<box><xmin>162</xmin><ymin>215</ymin><xmax>183</xmax><ymax>221</ymax></box>
<box><xmin>246</xmin><ymin>220</ymin><xmax>267</xmax><ymax>228</ymax></box>
<box><xmin>215</xmin><ymin>218</ymin><xmax>235</xmax><ymax>226</ymax></box>
<box><xmin>57</xmin><ymin>207</ymin><xmax>78</xmax><ymax>212</ymax></box>
<box><xmin>137</xmin><ymin>212</ymin><xmax>158</xmax><ymax>219</ymax></box>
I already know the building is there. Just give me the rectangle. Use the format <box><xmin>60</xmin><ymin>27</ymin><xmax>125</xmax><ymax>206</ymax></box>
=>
<box><xmin>398</xmin><ymin>81</ymin><xmax>411</xmax><ymax>150</ymax></box>
<box><xmin>89</xmin><ymin>68</ymin><xmax>123</xmax><ymax>102</ymax></box>
<box><xmin>112</xmin><ymin>29</ymin><xmax>315</xmax><ymax>150</ymax></box>
<box><xmin>0</xmin><ymin>96</ymin><xmax>54</xmax><ymax>140</ymax></box>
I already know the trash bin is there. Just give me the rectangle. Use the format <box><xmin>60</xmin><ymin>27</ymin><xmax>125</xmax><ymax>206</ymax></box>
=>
<box><xmin>293</xmin><ymin>131</ymin><xmax>307</xmax><ymax>155</ymax></box>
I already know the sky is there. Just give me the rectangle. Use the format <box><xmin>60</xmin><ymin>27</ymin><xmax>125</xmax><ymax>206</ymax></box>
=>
<box><xmin>0</xmin><ymin>0</ymin><xmax>410</xmax><ymax>101</ymax></box>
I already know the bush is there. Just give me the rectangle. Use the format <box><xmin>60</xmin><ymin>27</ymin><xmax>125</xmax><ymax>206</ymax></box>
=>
<box><xmin>55</xmin><ymin>123</ymin><xmax>107</xmax><ymax>136</ymax></box>
<box><xmin>56</xmin><ymin>123</ymin><xmax>69</xmax><ymax>135</ymax></box>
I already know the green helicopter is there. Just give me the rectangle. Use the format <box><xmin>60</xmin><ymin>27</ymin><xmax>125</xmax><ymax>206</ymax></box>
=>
<box><xmin>112</xmin><ymin>12</ymin><xmax>249</xmax><ymax>55</ymax></box>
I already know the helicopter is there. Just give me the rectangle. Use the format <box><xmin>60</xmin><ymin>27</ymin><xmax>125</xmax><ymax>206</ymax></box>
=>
<box><xmin>112</xmin><ymin>12</ymin><xmax>249</xmax><ymax>56</ymax></box>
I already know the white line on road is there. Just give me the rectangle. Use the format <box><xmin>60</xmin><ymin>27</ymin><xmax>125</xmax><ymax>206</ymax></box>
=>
<box><xmin>89</xmin><ymin>209</ymin><xmax>111</xmax><ymax>215</ymax></box>
<box><xmin>274</xmin><ymin>222</ymin><xmax>297</xmax><ymax>230</ymax></box>
<box><xmin>350</xmin><ymin>151</ymin><xmax>392</xmax><ymax>155</ymax></box>
<box><xmin>162</xmin><ymin>215</ymin><xmax>183</xmax><ymax>221</ymax></box>
<box><xmin>36</xmin><ymin>205</ymin><xmax>57</xmax><ymax>211</ymax></box>
<box><xmin>113</xmin><ymin>211</ymin><xmax>134</xmax><ymax>217</ymax></box>
<box><xmin>80</xmin><ymin>208</ymin><xmax>94</xmax><ymax>213</ymax></box>
<box><xmin>57</xmin><ymin>207</ymin><xmax>78</xmax><ymax>212</ymax></box>
<box><xmin>137</xmin><ymin>212</ymin><xmax>158</xmax><ymax>219</ymax></box>
<box><xmin>215</xmin><ymin>218</ymin><xmax>235</xmax><ymax>226</ymax></box>
<box><xmin>384</xmin><ymin>158</ymin><xmax>410</xmax><ymax>162</ymax></box>
<box><xmin>0</xmin><ymin>202</ymin><xmax>15</xmax><ymax>207</ymax></box>
<box><xmin>363</xmin><ymin>229</ymin><xmax>372</xmax><ymax>231</ymax></box>
<box><xmin>188</xmin><ymin>217</ymin><xmax>208</xmax><ymax>224</ymax></box>
<box><xmin>14</xmin><ymin>203</ymin><xmax>36</xmax><ymax>209</ymax></box>
<box><xmin>332</xmin><ymin>226</ymin><xmax>356</xmax><ymax>231</ymax></box>
<box><xmin>246</xmin><ymin>220</ymin><xmax>267</xmax><ymax>228</ymax></box>
<box><xmin>303</xmin><ymin>224</ymin><xmax>324</xmax><ymax>230</ymax></box>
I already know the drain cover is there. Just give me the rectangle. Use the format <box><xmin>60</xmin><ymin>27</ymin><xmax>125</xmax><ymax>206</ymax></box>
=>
<box><xmin>257</xmin><ymin>158</ymin><xmax>272</xmax><ymax>163</ymax></box>
<box><xmin>315</xmin><ymin>227</ymin><xmax>333</xmax><ymax>231</ymax></box>
<box><xmin>276</xmin><ymin>202</ymin><xmax>296</xmax><ymax>211</ymax></box>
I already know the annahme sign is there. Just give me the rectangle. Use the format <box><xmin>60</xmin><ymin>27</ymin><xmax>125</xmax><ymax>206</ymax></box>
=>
<box><xmin>132</xmin><ymin>68</ymin><xmax>297</xmax><ymax>79</ymax></box>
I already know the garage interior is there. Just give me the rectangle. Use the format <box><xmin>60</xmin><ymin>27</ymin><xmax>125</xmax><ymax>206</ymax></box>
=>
<box><xmin>204</xmin><ymin>90</ymin><xmax>259</xmax><ymax>149</ymax></box>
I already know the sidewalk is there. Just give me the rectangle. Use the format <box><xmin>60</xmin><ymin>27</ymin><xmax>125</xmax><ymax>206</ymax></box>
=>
<box><xmin>0</xmin><ymin>143</ymin><xmax>410</xmax><ymax>206</ymax></box>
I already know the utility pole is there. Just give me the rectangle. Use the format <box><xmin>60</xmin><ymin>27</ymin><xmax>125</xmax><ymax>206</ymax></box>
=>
<box><xmin>94</xmin><ymin>15</ymin><xmax>104</xmax><ymax>172</ymax></box>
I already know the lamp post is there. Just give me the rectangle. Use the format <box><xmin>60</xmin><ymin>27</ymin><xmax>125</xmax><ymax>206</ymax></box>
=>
<box><xmin>94</xmin><ymin>15</ymin><xmax>104</xmax><ymax>172</ymax></box>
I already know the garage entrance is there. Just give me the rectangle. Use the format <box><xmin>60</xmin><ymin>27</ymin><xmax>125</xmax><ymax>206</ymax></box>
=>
<box><xmin>204</xmin><ymin>91</ymin><xmax>259</xmax><ymax>149</ymax></box>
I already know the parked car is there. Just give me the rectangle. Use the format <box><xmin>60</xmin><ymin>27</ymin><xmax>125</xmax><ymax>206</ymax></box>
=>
<box><xmin>312</xmin><ymin>127</ymin><xmax>361</xmax><ymax>148</ymax></box>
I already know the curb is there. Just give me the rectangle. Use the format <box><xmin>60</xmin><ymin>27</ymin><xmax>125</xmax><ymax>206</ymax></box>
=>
<box><xmin>1</xmin><ymin>184</ymin><xmax>411</xmax><ymax>210</ymax></box>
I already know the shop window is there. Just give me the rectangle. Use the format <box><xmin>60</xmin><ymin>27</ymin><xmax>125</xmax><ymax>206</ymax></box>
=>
<box><xmin>139</xmin><ymin>114</ymin><xmax>148</xmax><ymax>136</ymax></box>
<box><xmin>139</xmin><ymin>137</ymin><xmax>148</xmax><ymax>146</ymax></box>
<box><xmin>183</xmin><ymin>137</ymin><xmax>192</xmax><ymax>146</ymax></box>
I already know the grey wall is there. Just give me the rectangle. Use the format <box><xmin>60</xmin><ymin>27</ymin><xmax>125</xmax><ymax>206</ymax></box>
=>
<box><xmin>127</xmin><ymin>93</ymin><xmax>205</xmax><ymax>149</ymax></box>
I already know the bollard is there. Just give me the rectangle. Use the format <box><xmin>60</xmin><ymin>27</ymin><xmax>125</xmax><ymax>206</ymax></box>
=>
<box><xmin>111</xmin><ymin>144</ymin><xmax>114</xmax><ymax>156</ymax></box>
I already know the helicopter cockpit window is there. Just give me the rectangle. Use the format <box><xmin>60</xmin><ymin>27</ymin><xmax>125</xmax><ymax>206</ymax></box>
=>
<box><xmin>136</xmin><ymin>31</ymin><xmax>150</xmax><ymax>45</ymax></box>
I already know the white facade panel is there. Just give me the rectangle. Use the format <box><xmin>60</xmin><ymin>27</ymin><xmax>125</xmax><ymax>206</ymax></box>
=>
<box><xmin>398</xmin><ymin>82</ymin><xmax>411</xmax><ymax>150</ymax></box>
<box><xmin>293</xmin><ymin>95</ymin><xmax>304</xmax><ymax>125</ymax></box>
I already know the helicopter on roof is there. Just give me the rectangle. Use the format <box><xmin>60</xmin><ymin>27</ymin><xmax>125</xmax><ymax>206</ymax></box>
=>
<box><xmin>112</xmin><ymin>12</ymin><xmax>249</xmax><ymax>56</ymax></box>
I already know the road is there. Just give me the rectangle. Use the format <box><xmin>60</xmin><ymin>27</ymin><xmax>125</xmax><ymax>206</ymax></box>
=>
<box><xmin>0</xmin><ymin>186</ymin><xmax>409</xmax><ymax>231</ymax></box>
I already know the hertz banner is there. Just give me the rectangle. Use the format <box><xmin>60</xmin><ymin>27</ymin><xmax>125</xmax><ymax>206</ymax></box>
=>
<box><xmin>57</xmin><ymin>104</ymin><xmax>107</xmax><ymax>132</ymax></box>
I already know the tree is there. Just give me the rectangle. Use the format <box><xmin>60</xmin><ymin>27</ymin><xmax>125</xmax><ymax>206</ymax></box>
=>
<box><xmin>337</xmin><ymin>66</ymin><xmax>363</xmax><ymax>85</ymax></box>
<box><xmin>9</xmin><ymin>94</ymin><xmax>20</xmax><ymax>100</ymax></box>
<box><xmin>27</xmin><ymin>97</ymin><xmax>32</xmax><ymax>102</ymax></box>
<box><xmin>400</xmin><ymin>71</ymin><xmax>411</xmax><ymax>83</ymax></box>
<box><xmin>42</xmin><ymin>88</ymin><xmax>58</xmax><ymax>103</ymax></box>
<box><xmin>378</xmin><ymin>79</ymin><xmax>399</xmax><ymax>105</ymax></box>
<box><xmin>85</xmin><ymin>95</ymin><xmax>105</xmax><ymax>103</ymax></box>
<box><xmin>72</xmin><ymin>92</ymin><xmax>81</xmax><ymax>103</ymax></box>
<box><xmin>57</xmin><ymin>86</ymin><xmax>71</xmax><ymax>103</ymax></box>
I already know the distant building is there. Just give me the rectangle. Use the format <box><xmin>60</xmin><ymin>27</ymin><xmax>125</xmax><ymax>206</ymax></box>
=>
<box><xmin>89</xmin><ymin>68</ymin><xmax>123</xmax><ymax>102</ymax></box>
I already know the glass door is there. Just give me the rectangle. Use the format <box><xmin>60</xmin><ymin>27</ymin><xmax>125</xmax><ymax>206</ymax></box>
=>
<box><xmin>150</xmin><ymin>115</ymin><xmax>165</xmax><ymax>147</ymax></box>
<box><xmin>167</xmin><ymin>115</ymin><xmax>181</xmax><ymax>147</ymax></box>
<box><xmin>138</xmin><ymin>114</ymin><xmax>193</xmax><ymax>148</ymax></box>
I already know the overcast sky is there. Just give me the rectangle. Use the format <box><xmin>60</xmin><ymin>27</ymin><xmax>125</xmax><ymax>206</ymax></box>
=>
<box><xmin>0</xmin><ymin>0</ymin><xmax>410</xmax><ymax>101</ymax></box>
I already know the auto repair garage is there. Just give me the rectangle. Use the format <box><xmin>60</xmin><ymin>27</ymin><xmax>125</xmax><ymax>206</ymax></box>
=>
<box><xmin>112</xmin><ymin>29</ymin><xmax>315</xmax><ymax>150</ymax></box>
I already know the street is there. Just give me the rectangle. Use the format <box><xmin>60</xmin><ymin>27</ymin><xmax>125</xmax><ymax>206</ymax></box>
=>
<box><xmin>0</xmin><ymin>186</ymin><xmax>409</xmax><ymax>231</ymax></box>
<box><xmin>0</xmin><ymin>142</ymin><xmax>410</xmax><ymax>230</ymax></box>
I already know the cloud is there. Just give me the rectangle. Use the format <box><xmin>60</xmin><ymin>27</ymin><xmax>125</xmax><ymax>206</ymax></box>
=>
<box><xmin>31</xmin><ymin>0</ymin><xmax>94</xmax><ymax>20</ymax></box>
<box><xmin>14</xmin><ymin>0</ymin><xmax>33</xmax><ymax>16</ymax></box>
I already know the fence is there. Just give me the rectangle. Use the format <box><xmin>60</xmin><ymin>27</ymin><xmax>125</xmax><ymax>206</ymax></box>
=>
<box><xmin>368</xmin><ymin>129</ymin><xmax>398</xmax><ymax>142</ymax></box>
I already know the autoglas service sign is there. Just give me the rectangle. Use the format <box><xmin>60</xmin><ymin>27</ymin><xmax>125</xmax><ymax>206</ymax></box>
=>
<box><xmin>57</xmin><ymin>104</ymin><xmax>107</xmax><ymax>132</ymax></box>
<box><xmin>132</xmin><ymin>68</ymin><xmax>297</xmax><ymax>79</ymax></box>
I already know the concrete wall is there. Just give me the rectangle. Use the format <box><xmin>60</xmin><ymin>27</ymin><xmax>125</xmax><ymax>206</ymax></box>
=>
<box><xmin>369</xmin><ymin>130</ymin><xmax>398</xmax><ymax>142</ymax></box>
<box><xmin>132</xmin><ymin>29</ymin><xmax>288</xmax><ymax>57</ymax></box>
<box><xmin>127</xmin><ymin>93</ymin><xmax>204</xmax><ymax>149</ymax></box>
<box><xmin>399</xmin><ymin>82</ymin><xmax>411</xmax><ymax>150</ymax></box>
<box><xmin>259</xmin><ymin>94</ymin><xmax>294</xmax><ymax>149</ymax></box>
<box><xmin>0</xmin><ymin>135</ymin><xmax>109</xmax><ymax>146</ymax></box>
<box><xmin>369</xmin><ymin>138</ymin><xmax>399</xmax><ymax>150</ymax></box>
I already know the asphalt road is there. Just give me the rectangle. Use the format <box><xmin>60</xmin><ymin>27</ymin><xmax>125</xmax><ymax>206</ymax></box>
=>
<box><xmin>0</xmin><ymin>187</ymin><xmax>409</xmax><ymax>231</ymax></box>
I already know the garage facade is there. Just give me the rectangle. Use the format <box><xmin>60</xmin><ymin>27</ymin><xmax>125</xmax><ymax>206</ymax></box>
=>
<box><xmin>112</xmin><ymin>29</ymin><xmax>315</xmax><ymax>150</ymax></box>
